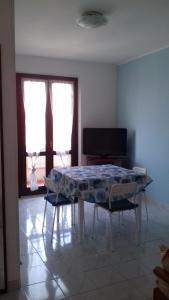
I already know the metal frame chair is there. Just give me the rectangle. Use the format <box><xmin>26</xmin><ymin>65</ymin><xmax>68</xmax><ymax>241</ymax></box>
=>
<box><xmin>42</xmin><ymin>176</ymin><xmax>77</xmax><ymax>241</ymax></box>
<box><xmin>92</xmin><ymin>182</ymin><xmax>139</xmax><ymax>250</ymax></box>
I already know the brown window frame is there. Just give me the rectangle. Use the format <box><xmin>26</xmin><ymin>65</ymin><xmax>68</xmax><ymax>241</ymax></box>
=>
<box><xmin>16</xmin><ymin>73</ymin><xmax>78</xmax><ymax>196</ymax></box>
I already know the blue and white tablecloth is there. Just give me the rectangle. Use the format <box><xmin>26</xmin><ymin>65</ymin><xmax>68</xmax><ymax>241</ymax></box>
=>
<box><xmin>50</xmin><ymin>164</ymin><xmax>152</xmax><ymax>203</ymax></box>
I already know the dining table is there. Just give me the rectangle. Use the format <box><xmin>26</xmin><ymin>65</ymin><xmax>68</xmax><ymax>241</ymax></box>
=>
<box><xmin>49</xmin><ymin>164</ymin><xmax>152</xmax><ymax>242</ymax></box>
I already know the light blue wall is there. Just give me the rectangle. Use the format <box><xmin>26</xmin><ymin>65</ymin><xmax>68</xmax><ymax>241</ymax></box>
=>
<box><xmin>117</xmin><ymin>48</ymin><xmax>169</xmax><ymax>204</ymax></box>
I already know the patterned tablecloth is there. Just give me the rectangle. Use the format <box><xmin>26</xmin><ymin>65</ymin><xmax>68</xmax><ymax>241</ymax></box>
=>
<box><xmin>50</xmin><ymin>164</ymin><xmax>152</xmax><ymax>203</ymax></box>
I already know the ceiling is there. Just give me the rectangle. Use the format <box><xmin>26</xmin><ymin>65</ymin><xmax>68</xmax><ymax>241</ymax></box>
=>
<box><xmin>15</xmin><ymin>0</ymin><xmax>169</xmax><ymax>64</ymax></box>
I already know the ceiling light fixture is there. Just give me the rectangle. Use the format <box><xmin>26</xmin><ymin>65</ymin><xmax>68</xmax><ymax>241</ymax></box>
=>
<box><xmin>76</xmin><ymin>11</ymin><xmax>108</xmax><ymax>29</ymax></box>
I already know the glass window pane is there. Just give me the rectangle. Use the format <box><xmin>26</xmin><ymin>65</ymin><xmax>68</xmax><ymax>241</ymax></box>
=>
<box><xmin>26</xmin><ymin>156</ymin><xmax>46</xmax><ymax>188</ymax></box>
<box><xmin>51</xmin><ymin>82</ymin><xmax>73</xmax><ymax>153</ymax></box>
<box><xmin>23</xmin><ymin>80</ymin><xmax>47</xmax><ymax>153</ymax></box>
<box><xmin>53</xmin><ymin>154</ymin><xmax>71</xmax><ymax>168</ymax></box>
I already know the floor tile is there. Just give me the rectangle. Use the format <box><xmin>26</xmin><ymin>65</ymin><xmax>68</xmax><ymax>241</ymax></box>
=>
<box><xmin>20</xmin><ymin>265</ymin><xmax>53</xmax><ymax>286</ymax></box>
<box><xmin>20</xmin><ymin>253</ymin><xmax>44</xmax><ymax>268</ymax></box>
<box><xmin>100</xmin><ymin>281</ymin><xmax>147</xmax><ymax>300</ymax></box>
<box><xmin>86</xmin><ymin>265</ymin><xmax>125</xmax><ymax>288</ymax></box>
<box><xmin>56</xmin><ymin>272</ymin><xmax>96</xmax><ymax>297</ymax></box>
<box><xmin>19</xmin><ymin>240</ymin><xmax>36</xmax><ymax>256</ymax></box>
<box><xmin>131</xmin><ymin>274</ymin><xmax>154</xmax><ymax>299</ymax></box>
<box><xmin>24</xmin><ymin>280</ymin><xmax>66</xmax><ymax>300</ymax></box>
<box><xmin>18</xmin><ymin>197</ymin><xmax>165</xmax><ymax>300</ymax></box>
<box><xmin>114</xmin><ymin>259</ymin><xmax>150</xmax><ymax>280</ymax></box>
<box><xmin>77</xmin><ymin>250</ymin><xmax>121</xmax><ymax>271</ymax></box>
<box><xmin>68</xmin><ymin>289</ymin><xmax>105</xmax><ymax>300</ymax></box>
<box><xmin>45</xmin><ymin>257</ymin><xmax>82</xmax><ymax>278</ymax></box>
<box><xmin>0</xmin><ymin>290</ymin><xmax>28</xmax><ymax>300</ymax></box>
<box><xmin>140</xmin><ymin>253</ymin><xmax>161</xmax><ymax>272</ymax></box>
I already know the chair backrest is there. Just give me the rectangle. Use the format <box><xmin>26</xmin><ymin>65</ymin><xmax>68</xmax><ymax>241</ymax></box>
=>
<box><xmin>44</xmin><ymin>176</ymin><xmax>59</xmax><ymax>194</ymax></box>
<box><xmin>132</xmin><ymin>166</ymin><xmax>147</xmax><ymax>175</ymax></box>
<box><xmin>109</xmin><ymin>182</ymin><xmax>137</xmax><ymax>209</ymax></box>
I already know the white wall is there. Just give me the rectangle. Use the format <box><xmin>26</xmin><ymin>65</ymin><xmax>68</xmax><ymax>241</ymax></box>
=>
<box><xmin>16</xmin><ymin>55</ymin><xmax>117</xmax><ymax>163</ymax></box>
<box><xmin>0</xmin><ymin>0</ymin><xmax>19</xmax><ymax>288</ymax></box>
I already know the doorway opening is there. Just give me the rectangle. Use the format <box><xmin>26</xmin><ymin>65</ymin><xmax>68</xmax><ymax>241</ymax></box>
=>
<box><xmin>16</xmin><ymin>73</ymin><xmax>78</xmax><ymax>196</ymax></box>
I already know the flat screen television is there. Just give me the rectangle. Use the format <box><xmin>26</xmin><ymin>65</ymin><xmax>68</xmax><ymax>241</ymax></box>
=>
<box><xmin>83</xmin><ymin>128</ymin><xmax>127</xmax><ymax>157</ymax></box>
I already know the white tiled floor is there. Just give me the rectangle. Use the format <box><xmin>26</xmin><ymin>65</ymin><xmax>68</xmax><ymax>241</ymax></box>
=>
<box><xmin>1</xmin><ymin>196</ymin><xmax>169</xmax><ymax>299</ymax></box>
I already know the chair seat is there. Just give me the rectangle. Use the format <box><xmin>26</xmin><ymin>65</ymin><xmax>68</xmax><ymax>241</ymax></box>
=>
<box><xmin>97</xmin><ymin>198</ymin><xmax>138</xmax><ymax>212</ymax></box>
<box><xmin>44</xmin><ymin>193</ymin><xmax>76</xmax><ymax>206</ymax></box>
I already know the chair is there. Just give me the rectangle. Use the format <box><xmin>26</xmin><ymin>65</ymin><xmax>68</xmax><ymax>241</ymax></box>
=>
<box><xmin>92</xmin><ymin>182</ymin><xmax>139</xmax><ymax>250</ymax></box>
<box><xmin>132</xmin><ymin>166</ymin><xmax>149</xmax><ymax>221</ymax></box>
<box><xmin>42</xmin><ymin>176</ymin><xmax>77</xmax><ymax>240</ymax></box>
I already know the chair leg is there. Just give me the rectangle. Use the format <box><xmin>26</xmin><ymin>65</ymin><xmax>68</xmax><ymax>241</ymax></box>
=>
<box><xmin>96</xmin><ymin>206</ymin><xmax>99</xmax><ymax>220</ymax></box>
<box><xmin>81</xmin><ymin>203</ymin><xmax>85</xmax><ymax>234</ymax></box>
<box><xmin>134</xmin><ymin>208</ymin><xmax>140</xmax><ymax>246</ymax></box>
<box><xmin>118</xmin><ymin>211</ymin><xmax>121</xmax><ymax>227</ymax></box>
<box><xmin>71</xmin><ymin>202</ymin><xmax>75</xmax><ymax>226</ymax></box>
<box><xmin>121</xmin><ymin>211</ymin><xmax>124</xmax><ymax>225</ymax></box>
<box><xmin>42</xmin><ymin>201</ymin><xmax>47</xmax><ymax>233</ymax></box>
<box><xmin>71</xmin><ymin>203</ymin><xmax>73</xmax><ymax>225</ymax></box>
<box><xmin>61</xmin><ymin>205</ymin><xmax>64</xmax><ymax>219</ymax></box>
<box><xmin>92</xmin><ymin>204</ymin><xmax>96</xmax><ymax>238</ymax></box>
<box><xmin>144</xmin><ymin>192</ymin><xmax>149</xmax><ymax>222</ymax></box>
<box><xmin>51</xmin><ymin>206</ymin><xmax>57</xmax><ymax>242</ymax></box>
<box><xmin>57</xmin><ymin>206</ymin><xmax>60</xmax><ymax>223</ymax></box>
<box><xmin>73</xmin><ymin>202</ymin><xmax>76</xmax><ymax>225</ymax></box>
<box><xmin>109</xmin><ymin>212</ymin><xmax>114</xmax><ymax>251</ymax></box>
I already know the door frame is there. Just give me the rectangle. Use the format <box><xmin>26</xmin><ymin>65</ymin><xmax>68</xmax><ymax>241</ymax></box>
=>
<box><xmin>0</xmin><ymin>45</ymin><xmax>7</xmax><ymax>294</ymax></box>
<box><xmin>16</xmin><ymin>73</ymin><xmax>78</xmax><ymax>196</ymax></box>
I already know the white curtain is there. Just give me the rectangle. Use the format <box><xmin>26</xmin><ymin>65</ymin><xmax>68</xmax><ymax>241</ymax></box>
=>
<box><xmin>23</xmin><ymin>80</ymin><xmax>46</xmax><ymax>191</ymax></box>
<box><xmin>50</xmin><ymin>82</ymin><xmax>73</xmax><ymax>166</ymax></box>
<box><xmin>27</xmin><ymin>152</ymin><xmax>39</xmax><ymax>191</ymax></box>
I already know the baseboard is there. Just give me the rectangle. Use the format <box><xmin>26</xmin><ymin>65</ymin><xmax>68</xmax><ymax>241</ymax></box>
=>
<box><xmin>7</xmin><ymin>279</ymin><xmax>20</xmax><ymax>291</ymax></box>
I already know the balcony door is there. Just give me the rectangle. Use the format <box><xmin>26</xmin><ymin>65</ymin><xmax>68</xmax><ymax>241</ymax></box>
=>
<box><xmin>16</xmin><ymin>74</ymin><xmax>78</xmax><ymax>196</ymax></box>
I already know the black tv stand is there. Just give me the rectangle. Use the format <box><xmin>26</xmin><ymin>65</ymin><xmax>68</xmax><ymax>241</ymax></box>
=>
<box><xmin>86</xmin><ymin>155</ymin><xmax>128</xmax><ymax>168</ymax></box>
<box><xmin>100</xmin><ymin>154</ymin><xmax>110</xmax><ymax>159</ymax></box>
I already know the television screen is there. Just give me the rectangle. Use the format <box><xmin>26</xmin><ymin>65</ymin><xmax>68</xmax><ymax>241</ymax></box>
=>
<box><xmin>83</xmin><ymin>128</ymin><xmax>127</xmax><ymax>156</ymax></box>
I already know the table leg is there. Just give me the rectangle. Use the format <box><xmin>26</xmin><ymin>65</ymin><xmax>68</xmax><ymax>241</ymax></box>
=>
<box><xmin>78</xmin><ymin>197</ymin><xmax>84</xmax><ymax>242</ymax></box>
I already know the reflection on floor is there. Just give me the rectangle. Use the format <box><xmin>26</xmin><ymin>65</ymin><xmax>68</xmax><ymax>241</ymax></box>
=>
<box><xmin>2</xmin><ymin>196</ymin><xmax>169</xmax><ymax>299</ymax></box>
